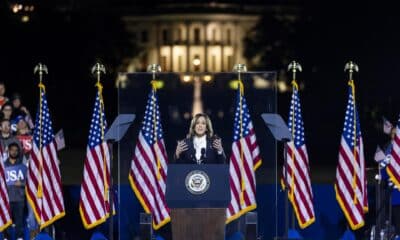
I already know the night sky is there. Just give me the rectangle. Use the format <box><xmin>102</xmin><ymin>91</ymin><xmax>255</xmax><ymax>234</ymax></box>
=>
<box><xmin>1</xmin><ymin>0</ymin><xmax>400</xmax><ymax>173</ymax></box>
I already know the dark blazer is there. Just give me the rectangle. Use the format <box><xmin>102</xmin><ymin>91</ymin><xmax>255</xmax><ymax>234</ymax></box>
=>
<box><xmin>175</xmin><ymin>136</ymin><xmax>226</xmax><ymax>164</ymax></box>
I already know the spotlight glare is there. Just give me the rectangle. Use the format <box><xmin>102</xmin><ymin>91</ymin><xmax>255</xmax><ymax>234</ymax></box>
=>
<box><xmin>12</xmin><ymin>5</ymin><xmax>19</xmax><ymax>13</ymax></box>
<box><xmin>203</xmin><ymin>74</ymin><xmax>212</xmax><ymax>82</ymax></box>
<box><xmin>21</xmin><ymin>15</ymin><xmax>30</xmax><ymax>23</ymax></box>
<box><xmin>182</xmin><ymin>75</ymin><xmax>191</xmax><ymax>82</ymax></box>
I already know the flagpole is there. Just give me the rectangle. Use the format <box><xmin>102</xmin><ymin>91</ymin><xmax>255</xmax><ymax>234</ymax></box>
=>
<box><xmin>344</xmin><ymin>61</ymin><xmax>360</xmax><ymax>206</ymax></box>
<box><xmin>33</xmin><ymin>63</ymin><xmax>48</xmax><ymax>231</ymax></box>
<box><xmin>147</xmin><ymin>64</ymin><xmax>163</xmax><ymax>181</ymax></box>
<box><xmin>233</xmin><ymin>63</ymin><xmax>247</xmax><ymax>208</ymax></box>
<box><xmin>344</xmin><ymin>61</ymin><xmax>360</xmax><ymax>232</ymax></box>
<box><xmin>33</xmin><ymin>63</ymin><xmax>48</xmax><ymax>197</ymax></box>
<box><xmin>145</xmin><ymin>64</ymin><xmax>162</xmax><ymax>238</ymax></box>
<box><xmin>287</xmin><ymin>61</ymin><xmax>302</xmax><ymax>231</ymax></box>
<box><xmin>91</xmin><ymin>62</ymin><xmax>113</xmax><ymax>239</ymax></box>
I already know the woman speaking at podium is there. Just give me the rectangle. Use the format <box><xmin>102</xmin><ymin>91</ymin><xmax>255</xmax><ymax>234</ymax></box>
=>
<box><xmin>174</xmin><ymin>113</ymin><xmax>226</xmax><ymax>164</ymax></box>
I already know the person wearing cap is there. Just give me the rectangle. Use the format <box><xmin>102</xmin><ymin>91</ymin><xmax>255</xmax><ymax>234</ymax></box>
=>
<box><xmin>11</xmin><ymin>93</ymin><xmax>33</xmax><ymax>129</ymax></box>
<box><xmin>13</xmin><ymin>115</ymin><xmax>32</xmax><ymax>164</ymax></box>
<box><xmin>13</xmin><ymin>115</ymin><xmax>31</xmax><ymax>135</ymax></box>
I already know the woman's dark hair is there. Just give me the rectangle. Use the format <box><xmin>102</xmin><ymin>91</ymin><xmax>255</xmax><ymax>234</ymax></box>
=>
<box><xmin>188</xmin><ymin>113</ymin><xmax>214</xmax><ymax>138</ymax></box>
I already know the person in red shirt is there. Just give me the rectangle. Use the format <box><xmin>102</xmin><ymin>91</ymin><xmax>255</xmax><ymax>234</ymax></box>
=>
<box><xmin>0</xmin><ymin>82</ymin><xmax>9</xmax><ymax>110</ymax></box>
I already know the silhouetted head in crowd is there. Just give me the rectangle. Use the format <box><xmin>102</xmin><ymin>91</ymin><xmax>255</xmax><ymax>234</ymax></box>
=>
<box><xmin>10</xmin><ymin>93</ymin><xmax>31</xmax><ymax>121</ymax></box>
<box><xmin>15</xmin><ymin>116</ymin><xmax>30</xmax><ymax>135</ymax></box>
<box><xmin>0</xmin><ymin>82</ymin><xmax>5</xmax><ymax>97</ymax></box>
<box><xmin>1</xmin><ymin>103</ymin><xmax>13</xmax><ymax>120</ymax></box>
<box><xmin>7</xmin><ymin>142</ymin><xmax>20</xmax><ymax>163</ymax></box>
<box><xmin>11</xmin><ymin>93</ymin><xmax>22</xmax><ymax>109</ymax></box>
<box><xmin>0</xmin><ymin>119</ymin><xmax>11</xmax><ymax>138</ymax></box>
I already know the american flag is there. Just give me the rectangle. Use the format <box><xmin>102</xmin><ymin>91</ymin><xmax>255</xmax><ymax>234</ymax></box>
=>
<box><xmin>226</xmin><ymin>85</ymin><xmax>261</xmax><ymax>223</ymax></box>
<box><xmin>26</xmin><ymin>86</ymin><xmax>65</xmax><ymax>229</ymax></box>
<box><xmin>282</xmin><ymin>81</ymin><xmax>315</xmax><ymax>228</ymax></box>
<box><xmin>386</xmin><ymin>117</ymin><xmax>400</xmax><ymax>190</ymax></box>
<box><xmin>334</xmin><ymin>80</ymin><xmax>368</xmax><ymax>230</ymax></box>
<box><xmin>129</xmin><ymin>87</ymin><xmax>170</xmax><ymax>230</ymax></box>
<box><xmin>0</xmin><ymin>145</ymin><xmax>12</xmax><ymax>232</ymax></box>
<box><xmin>79</xmin><ymin>90</ymin><xmax>113</xmax><ymax>229</ymax></box>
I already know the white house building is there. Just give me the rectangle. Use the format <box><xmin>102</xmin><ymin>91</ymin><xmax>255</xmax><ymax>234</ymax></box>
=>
<box><xmin>122</xmin><ymin>13</ymin><xmax>259</xmax><ymax>72</ymax></box>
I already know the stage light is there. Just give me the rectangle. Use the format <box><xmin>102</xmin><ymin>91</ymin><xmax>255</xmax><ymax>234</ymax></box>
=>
<box><xmin>182</xmin><ymin>75</ymin><xmax>191</xmax><ymax>82</ymax></box>
<box><xmin>12</xmin><ymin>4</ymin><xmax>19</xmax><ymax>13</ymax></box>
<box><xmin>193</xmin><ymin>57</ymin><xmax>201</xmax><ymax>67</ymax></box>
<box><xmin>253</xmin><ymin>75</ymin><xmax>271</xmax><ymax>89</ymax></box>
<box><xmin>277</xmin><ymin>80</ymin><xmax>288</xmax><ymax>92</ymax></box>
<box><xmin>116</xmin><ymin>73</ymin><xmax>128</xmax><ymax>88</ymax></box>
<box><xmin>183</xmin><ymin>112</ymin><xmax>191</xmax><ymax>119</ymax></box>
<box><xmin>9</xmin><ymin>2</ymin><xmax>35</xmax><ymax>20</ymax></box>
<box><xmin>203</xmin><ymin>74</ymin><xmax>212</xmax><ymax>82</ymax></box>
<box><xmin>21</xmin><ymin>15</ymin><xmax>29</xmax><ymax>23</ymax></box>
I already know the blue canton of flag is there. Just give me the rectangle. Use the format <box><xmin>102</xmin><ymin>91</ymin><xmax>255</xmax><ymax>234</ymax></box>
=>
<box><xmin>232</xmin><ymin>90</ymin><xmax>251</xmax><ymax>141</ymax></box>
<box><xmin>141</xmin><ymin>91</ymin><xmax>163</xmax><ymax>145</ymax></box>
<box><xmin>342</xmin><ymin>94</ymin><xmax>361</xmax><ymax>149</ymax></box>
<box><xmin>33</xmin><ymin>94</ymin><xmax>55</xmax><ymax>147</ymax></box>
<box><xmin>288</xmin><ymin>90</ymin><xmax>305</xmax><ymax>147</ymax></box>
<box><xmin>88</xmin><ymin>93</ymin><xmax>107</xmax><ymax>148</ymax></box>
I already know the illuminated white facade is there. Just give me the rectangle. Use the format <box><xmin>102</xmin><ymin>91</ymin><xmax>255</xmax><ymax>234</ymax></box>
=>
<box><xmin>122</xmin><ymin>14</ymin><xmax>259</xmax><ymax>72</ymax></box>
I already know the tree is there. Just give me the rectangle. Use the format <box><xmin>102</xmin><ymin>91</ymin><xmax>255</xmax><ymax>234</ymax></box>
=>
<box><xmin>243</xmin><ymin>11</ymin><xmax>304</xmax><ymax>71</ymax></box>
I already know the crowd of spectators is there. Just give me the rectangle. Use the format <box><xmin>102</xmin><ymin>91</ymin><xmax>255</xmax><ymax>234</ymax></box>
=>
<box><xmin>0</xmin><ymin>81</ymin><xmax>37</xmax><ymax>240</ymax></box>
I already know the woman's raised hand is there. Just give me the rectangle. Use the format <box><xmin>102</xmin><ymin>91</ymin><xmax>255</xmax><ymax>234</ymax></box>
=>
<box><xmin>175</xmin><ymin>140</ymin><xmax>188</xmax><ymax>158</ymax></box>
<box><xmin>212</xmin><ymin>138</ymin><xmax>223</xmax><ymax>153</ymax></box>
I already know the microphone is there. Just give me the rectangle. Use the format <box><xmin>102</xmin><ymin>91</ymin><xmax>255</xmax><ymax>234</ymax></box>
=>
<box><xmin>201</xmin><ymin>148</ymin><xmax>206</xmax><ymax>160</ymax></box>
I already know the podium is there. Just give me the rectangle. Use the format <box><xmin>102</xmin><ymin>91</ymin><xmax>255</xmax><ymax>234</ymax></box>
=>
<box><xmin>166</xmin><ymin>164</ymin><xmax>230</xmax><ymax>240</ymax></box>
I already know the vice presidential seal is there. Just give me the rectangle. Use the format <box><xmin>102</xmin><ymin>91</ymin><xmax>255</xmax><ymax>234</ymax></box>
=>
<box><xmin>185</xmin><ymin>170</ymin><xmax>210</xmax><ymax>195</ymax></box>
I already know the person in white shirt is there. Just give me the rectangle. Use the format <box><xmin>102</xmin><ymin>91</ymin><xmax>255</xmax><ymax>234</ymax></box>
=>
<box><xmin>175</xmin><ymin>113</ymin><xmax>225</xmax><ymax>164</ymax></box>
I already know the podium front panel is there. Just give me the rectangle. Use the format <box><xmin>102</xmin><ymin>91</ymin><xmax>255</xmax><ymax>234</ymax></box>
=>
<box><xmin>166</xmin><ymin>164</ymin><xmax>230</xmax><ymax>208</ymax></box>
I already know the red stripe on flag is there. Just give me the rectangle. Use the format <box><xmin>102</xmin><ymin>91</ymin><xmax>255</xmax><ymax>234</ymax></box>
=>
<box><xmin>335</xmin><ymin>184</ymin><xmax>361</xmax><ymax>225</ymax></box>
<box><xmin>339</xmin><ymin>147</ymin><xmax>363</xmax><ymax>190</ymax></box>
<box><xmin>135</xmin><ymin>142</ymin><xmax>166</xmax><ymax>222</ymax></box>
